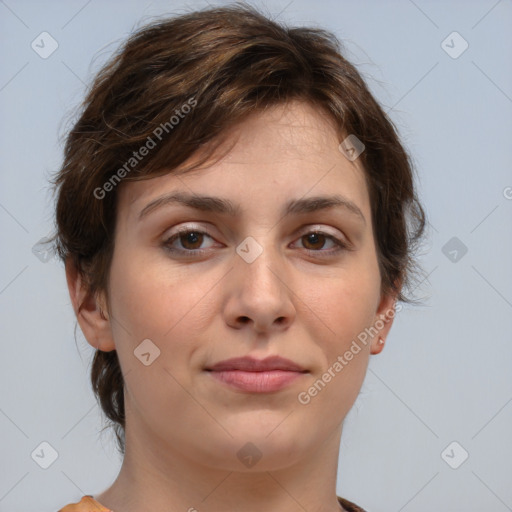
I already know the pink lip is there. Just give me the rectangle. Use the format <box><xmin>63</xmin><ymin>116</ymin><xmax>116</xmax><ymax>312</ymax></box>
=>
<box><xmin>205</xmin><ymin>356</ymin><xmax>308</xmax><ymax>393</ymax></box>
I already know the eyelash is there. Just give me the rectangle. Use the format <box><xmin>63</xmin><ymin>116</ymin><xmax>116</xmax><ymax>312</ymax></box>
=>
<box><xmin>162</xmin><ymin>226</ymin><xmax>349</xmax><ymax>259</ymax></box>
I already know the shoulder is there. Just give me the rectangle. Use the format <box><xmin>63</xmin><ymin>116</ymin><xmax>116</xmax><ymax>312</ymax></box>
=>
<box><xmin>60</xmin><ymin>495</ymin><xmax>363</xmax><ymax>512</ymax></box>
<box><xmin>338</xmin><ymin>495</ymin><xmax>369</xmax><ymax>512</ymax></box>
<box><xmin>58</xmin><ymin>495</ymin><xmax>112</xmax><ymax>512</ymax></box>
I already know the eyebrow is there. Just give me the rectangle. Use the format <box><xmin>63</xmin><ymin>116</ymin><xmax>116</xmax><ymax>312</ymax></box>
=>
<box><xmin>138</xmin><ymin>191</ymin><xmax>366</xmax><ymax>225</ymax></box>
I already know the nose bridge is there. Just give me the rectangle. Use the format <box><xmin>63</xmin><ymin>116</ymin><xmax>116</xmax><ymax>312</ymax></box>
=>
<box><xmin>235</xmin><ymin>234</ymin><xmax>283</xmax><ymax>294</ymax></box>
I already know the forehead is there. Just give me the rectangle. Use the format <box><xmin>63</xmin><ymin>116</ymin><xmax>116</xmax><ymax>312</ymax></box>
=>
<box><xmin>120</xmin><ymin>101</ymin><xmax>370</xmax><ymax>222</ymax></box>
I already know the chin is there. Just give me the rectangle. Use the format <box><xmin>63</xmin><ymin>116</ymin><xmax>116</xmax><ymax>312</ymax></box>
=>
<box><xmin>194</xmin><ymin>421</ymin><xmax>312</xmax><ymax>472</ymax></box>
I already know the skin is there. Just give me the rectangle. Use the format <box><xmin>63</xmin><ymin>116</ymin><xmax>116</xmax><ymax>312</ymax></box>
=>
<box><xmin>66</xmin><ymin>100</ymin><xmax>398</xmax><ymax>512</ymax></box>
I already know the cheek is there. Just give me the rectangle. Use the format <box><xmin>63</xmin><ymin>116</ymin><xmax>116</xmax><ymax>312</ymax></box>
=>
<box><xmin>299</xmin><ymin>257</ymin><xmax>380</xmax><ymax>403</ymax></box>
<box><xmin>296</xmin><ymin>279</ymin><xmax>377</xmax><ymax>417</ymax></box>
<box><xmin>107</xmin><ymin>254</ymin><xmax>215</xmax><ymax>427</ymax></box>
<box><xmin>307</xmin><ymin>260</ymin><xmax>380</xmax><ymax>344</ymax></box>
<box><xmin>108</xmin><ymin>248</ymin><xmax>214</xmax><ymax>340</ymax></box>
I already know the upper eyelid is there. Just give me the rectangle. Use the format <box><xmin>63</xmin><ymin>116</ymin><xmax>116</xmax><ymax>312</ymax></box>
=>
<box><xmin>166</xmin><ymin>223</ymin><xmax>345</xmax><ymax>240</ymax></box>
<box><xmin>165</xmin><ymin>224</ymin><xmax>348</xmax><ymax>247</ymax></box>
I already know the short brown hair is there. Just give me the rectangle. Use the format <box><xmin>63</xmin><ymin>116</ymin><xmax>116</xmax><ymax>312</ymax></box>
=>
<box><xmin>50</xmin><ymin>2</ymin><xmax>427</xmax><ymax>455</ymax></box>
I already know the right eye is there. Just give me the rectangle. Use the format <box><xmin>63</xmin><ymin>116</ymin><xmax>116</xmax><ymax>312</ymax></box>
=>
<box><xmin>163</xmin><ymin>228</ymin><xmax>218</xmax><ymax>257</ymax></box>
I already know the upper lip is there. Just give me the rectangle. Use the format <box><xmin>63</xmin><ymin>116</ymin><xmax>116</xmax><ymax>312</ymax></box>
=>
<box><xmin>206</xmin><ymin>356</ymin><xmax>307</xmax><ymax>372</ymax></box>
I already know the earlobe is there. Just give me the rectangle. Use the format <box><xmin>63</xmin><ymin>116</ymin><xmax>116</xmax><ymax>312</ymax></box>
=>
<box><xmin>65</xmin><ymin>257</ymin><xmax>116</xmax><ymax>352</ymax></box>
<box><xmin>370</xmin><ymin>289</ymin><xmax>399</xmax><ymax>355</ymax></box>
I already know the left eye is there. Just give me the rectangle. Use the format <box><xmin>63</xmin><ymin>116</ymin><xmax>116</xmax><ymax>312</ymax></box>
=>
<box><xmin>295</xmin><ymin>231</ymin><xmax>345</xmax><ymax>252</ymax></box>
<box><xmin>164</xmin><ymin>230</ymin><xmax>215</xmax><ymax>252</ymax></box>
<box><xmin>163</xmin><ymin>229</ymin><xmax>347</xmax><ymax>257</ymax></box>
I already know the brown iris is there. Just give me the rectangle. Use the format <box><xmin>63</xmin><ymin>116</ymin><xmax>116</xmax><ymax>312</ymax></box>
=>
<box><xmin>178</xmin><ymin>232</ymin><xmax>204</xmax><ymax>250</ymax></box>
<box><xmin>301</xmin><ymin>232</ymin><xmax>328</xmax><ymax>250</ymax></box>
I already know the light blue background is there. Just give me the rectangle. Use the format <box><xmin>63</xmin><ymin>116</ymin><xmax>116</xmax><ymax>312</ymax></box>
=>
<box><xmin>1</xmin><ymin>1</ymin><xmax>511</xmax><ymax>511</ymax></box>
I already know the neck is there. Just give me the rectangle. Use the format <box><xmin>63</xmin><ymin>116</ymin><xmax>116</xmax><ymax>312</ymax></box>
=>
<box><xmin>96</xmin><ymin>413</ymin><xmax>346</xmax><ymax>512</ymax></box>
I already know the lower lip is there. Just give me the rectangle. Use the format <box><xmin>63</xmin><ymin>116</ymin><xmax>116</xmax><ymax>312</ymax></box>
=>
<box><xmin>208</xmin><ymin>370</ymin><xmax>305</xmax><ymax>392</ymax></box>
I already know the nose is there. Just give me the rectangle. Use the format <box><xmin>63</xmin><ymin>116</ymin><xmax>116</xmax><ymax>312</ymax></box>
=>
<box><xmin>223</xmin><ymin>239</ymin><xmax>296</xmax><ymax>335</ymax></box>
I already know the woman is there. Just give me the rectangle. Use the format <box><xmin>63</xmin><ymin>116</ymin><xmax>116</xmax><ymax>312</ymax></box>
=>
<box><xmin>52</xmin><ymin>3</ymin><xmax>426</xmax><ymax>511</ymax></box>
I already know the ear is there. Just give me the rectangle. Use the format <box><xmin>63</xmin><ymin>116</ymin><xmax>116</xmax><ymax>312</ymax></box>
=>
<box><xmin>370</xmin><ymin>282</ymin><xmax>401</xmax><ymax>355</ymax></box>
<box><xmin>65</xmin><ymin>257</ymin><xmax>116</xmax><ymax>352</ymax></box>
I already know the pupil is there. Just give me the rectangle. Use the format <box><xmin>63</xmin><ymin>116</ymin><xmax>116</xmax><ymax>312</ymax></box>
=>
<box><xmin>183</xmin><ymin>232</ymin><xmax>201</xmax><ymax>248</ymax></box>
<box><xmin>306</xmin><ymin>233</ymin><xmax>323</xmax><ymax>249</ymax></box>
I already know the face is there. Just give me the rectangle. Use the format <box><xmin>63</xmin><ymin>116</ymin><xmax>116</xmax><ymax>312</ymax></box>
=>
<box><xmin>71</xmin><ymin>100</ymin><xmax>397</xmax><ymax>472</ymax></box>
